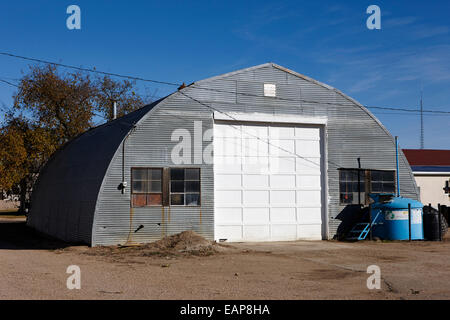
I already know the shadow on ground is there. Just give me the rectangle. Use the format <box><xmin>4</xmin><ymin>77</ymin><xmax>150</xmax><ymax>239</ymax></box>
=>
<box><xmin>0</xmin><ymin>219</ymin><xmax>73</xmax><ymax>250</ymax></box>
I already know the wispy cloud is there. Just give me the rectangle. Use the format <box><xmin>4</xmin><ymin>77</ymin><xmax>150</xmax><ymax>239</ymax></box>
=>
<box><xmin>412</xmin><ymin>25</ymin><xmax>449</xmax><ymax>39</ymax></box>
<box><xmin>347</xmin><ymin>73</ymin><xmax>383</xmax><ymax>93</ymax></box>
<box><xmin>384</xmin><ymin>16</ymin><xmax>417</xmax><ymax>28</ymax></box>
<box><xmin>320</xmin><ymin>44</ymin><xmax>450</xmax><ymax>91</ymax></box>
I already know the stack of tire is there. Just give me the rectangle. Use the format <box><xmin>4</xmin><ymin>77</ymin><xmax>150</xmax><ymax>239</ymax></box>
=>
<box><xmin>423</xmin><ymin>205</ymin><xmax>448</xmax><ymax>241</ymax></box>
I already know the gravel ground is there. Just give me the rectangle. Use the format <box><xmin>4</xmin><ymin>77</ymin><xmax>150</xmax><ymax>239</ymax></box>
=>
<box><xmin>1</xmin><ymin>217</ymin><xmax>450</xmax><ymax>300</ymax></box>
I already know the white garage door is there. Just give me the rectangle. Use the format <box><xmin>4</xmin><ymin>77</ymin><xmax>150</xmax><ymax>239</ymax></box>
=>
<box><xmin>214</xmin><ymin>121</ymin><xmax>324</xmax><ymax>242</ymax></box>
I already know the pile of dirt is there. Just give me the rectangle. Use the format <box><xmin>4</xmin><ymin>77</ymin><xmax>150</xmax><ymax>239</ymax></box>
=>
<box><xmin>152</xmin><ymin>230</ymin><xmax>216</xmax><ymax>253</ymax></box>
<box><xmin>84</xmin><ymin>231</ymin><xmax>234</xmax><ymax>258</ymax></box>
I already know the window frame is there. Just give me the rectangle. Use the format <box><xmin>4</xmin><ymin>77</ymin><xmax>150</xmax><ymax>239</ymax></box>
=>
<box><xmin>339</xmin><ymin>168</ymin><xmax>366</xmax><ymax>205</ymax></box>
<box><xmin>339</xmin><ymin>168</ymin><xmax>396</xmax><ymax>205</ymax></box>
<box><xmin>130</xmin><ymin>167</ymin><xmax>164</xmax><ymax>207</ymax></box>
<box><xmin>169</xmin><ymin>167</ymin><xmax>201</xmax><ymax>207</ymax></box>
<box><xmin>369</xmin><ymin>169</ymin><xmax>396</xmax><ymax>194</ymax></box>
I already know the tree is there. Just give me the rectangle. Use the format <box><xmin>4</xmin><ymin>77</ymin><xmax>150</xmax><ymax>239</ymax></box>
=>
<box><xmin>14</xmin><ymin>65</ymin><xmax>96</xmax><ymax>144</ymax></box>
<box><xmin>0</xmin><ymin>115</ymin><xmax>56</xmax><ymax>212</ymax></box>
<box><xmin>95</xmin><ymin>76</ymin><xmax>145</xmax><ymax>121</ymax></box>
<box><xmin>0</xmin><ymin>64</ymin><xmax>148</xmax><ymax>212</ymax></box>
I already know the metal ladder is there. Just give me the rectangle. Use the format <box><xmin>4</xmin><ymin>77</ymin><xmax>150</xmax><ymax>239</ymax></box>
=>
<box><xmin>347</xmin><ymin>211</ymin><xmax>381</xmax><ymax>241</ymax></box>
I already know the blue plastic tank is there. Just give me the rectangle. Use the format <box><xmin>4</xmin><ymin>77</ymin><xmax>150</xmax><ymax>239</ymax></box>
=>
<box><xmin>370</xmin><ymin>193</ymin><xmax>424</xmax><ymax>240</ymax></box>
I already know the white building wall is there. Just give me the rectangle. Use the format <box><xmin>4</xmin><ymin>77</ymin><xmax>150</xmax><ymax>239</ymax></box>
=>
<box><xmin>414</xmin><ymin>174</ymin><xmax>450</xmax><ymax>207</ymax></box>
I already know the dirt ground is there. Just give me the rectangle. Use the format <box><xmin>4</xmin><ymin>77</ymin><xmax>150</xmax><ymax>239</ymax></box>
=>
<box><xmin>1</xmin><ymin>216</ymin><xmax>450</xmax><ymax>300</ymax></box>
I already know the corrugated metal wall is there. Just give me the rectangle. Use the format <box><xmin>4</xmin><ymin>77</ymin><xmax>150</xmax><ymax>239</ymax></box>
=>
<box><xmin>27</xmin><ymin>101</ymin><xmax>161</xmax><ymax>244</ymax></box>
<box><xmin>92</xmin><ymin>63</ymin><xmax>418</xmax><ymax>246</ymax></box>
<box><xmin>92</xmin><ymin>99</ymin><xmax>215</xmax><ymax>246</ymax></box>
<box><xmin>28</xmin><ymin>63</ymin><xmax>419</xmax><ymax>246</ymax></box>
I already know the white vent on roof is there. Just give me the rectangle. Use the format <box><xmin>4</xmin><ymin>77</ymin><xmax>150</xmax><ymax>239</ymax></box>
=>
<box><xmin>264</xmin><ymin>83</ymin><xmax>276</xmax><ymax>97</ymax></box>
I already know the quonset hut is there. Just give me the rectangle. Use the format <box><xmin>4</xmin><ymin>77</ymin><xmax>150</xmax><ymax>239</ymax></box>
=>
<box><xmin>27</xmin><ymin>63</ymin><xmax>419</xmax><ymax>246</ymax></box>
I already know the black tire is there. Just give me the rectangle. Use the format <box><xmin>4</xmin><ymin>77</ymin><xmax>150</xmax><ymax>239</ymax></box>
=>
<box><xmin>423</xmin><ymin>205</ymin><xmax>448</xmax><ymax>238</ymax></box>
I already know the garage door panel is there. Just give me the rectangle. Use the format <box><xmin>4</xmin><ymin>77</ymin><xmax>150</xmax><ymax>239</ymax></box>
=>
<box><xmin>215</xmin><ymin>138</ymin><xmax>242</xmax><ymax>156</ymax></box>
<box><xmin>243</xmin><ymin>208</ymin><xmax>270</xmax><ymax>223</ymax></box>
<box><xmin>242</xmin><ymin>157</ymin><xmax>269</xmax><ymax>174</ymax></box>
<box><xmin>215</xmin><ymin>122</ymin><xmax>323</xmax><ymax>242</ymax></box>
<box><xmin>215</xmin><ymin>174</ymin><xmax>241</xmax><ymax>188</ymax></box>
<box><xmin>243</xmin><ymin>174</ymin><xmax>269</xmax><ymax>188</ymax></box>
<box><xmin>297</xmin><ymin>207</ymin><xmax>322</xmax><ymax>220</ymax></box>
<box><xmin>215</xmin><ymin>124</ymin><xmax>241</xmax><ymax>138</ymax></box>
<box><xmin>297</xmin><ymin>190</ymin><xmax>321</xmax><ymax>206</ymax></box>
<box><xmin>215</xmin><ymin>156</ymin><xmax>242</xmax><ymax>173</ymax></box>
<box><xmin>271</xmin><ymin>190</ymin><xmax>296</xmax><ymax>205</ymax></box>
<box><xmin>296</xmin><ymin>140</ymin><xmax>321</xmax><ymax>157</ymax></box>
<box><xmin>297</xmin><ymin>175</ymin><xmax>321</xmax><ymax>189</ymax></box>
<box><xmin>243</xmin><ymin>225</ymin><xmax>270</xmax><ymax>241</ymax></box>
<box><xmin>216</xmin><ymin>190</ymin><xmax>241</xmax><ymax>205</ymax></box>
<box><xmin>270</xmin><ymin>126</ymin><xmax>295</xmax><ymax>138</ymax></box>
<box><xmin>243</xmin><ymin>190</ymin><xmax>269</xmax><ymax>205</ymax></box>
<box><xmin>242</xmin><ymin>125</ymin><xmax>268</xmax><ymax>139</ymax></box>
<box><xmin>269</xmin><ymin>139</ymin><xmax>295</xmax><ymax>157</ymax></box>
<box><xmin>296</xmin><ymin>157</ymin><xmax>321</xmax><ymax>174</ymax></box>
<box><xmin>272</xmin><ymin>225</ymin><xmax>297</xmax><ymax>240</ymax></box>
<box><xmin>216</xmin><ymin>225</ymin><xmax>242</xmax><ymax>240</ymax></box>
<box><xmin>243</xmin><ymin>139</ymin><xmax>269</xmax><ymax>157</ymax></box>
<box><xmin>215</xmin><ymin>208</ymin><xmax>242</xmax><ymax>224</ymax></box>
<box><xmin>270</xmin><ymin>157</ymin><xmax>295</xmax><ymax>174</ymax></box>
<box><xmin>295</xmin><ymin>127</ymin><xmax>320</xmax><ymax>140</ymax></box>
<box><xmin>297</xmin><ymin>224</ymin><xmax>322</xmax><ymax>240</ymax></box>
<box><xmin>270</xmin><ymin>175</ymin><xmax>296</xmax><ymax>188</ymax></box>
<box><xmin>271</xmin><ymin>207</ymin><xmax>296</xmax><ymax>222</ymax></box>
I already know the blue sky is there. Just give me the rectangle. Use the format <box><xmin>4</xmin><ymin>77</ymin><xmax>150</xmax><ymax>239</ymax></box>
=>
<box><xmin>0</xmin><ymin>0</ymin><xmax>449</xmax><ymax>149</ymax></box>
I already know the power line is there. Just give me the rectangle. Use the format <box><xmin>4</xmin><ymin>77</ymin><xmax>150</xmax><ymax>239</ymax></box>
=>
<box><xmin>188</xmin><ymin>84</ymin><xmax>450</xmax><ymax>114</ymax></box>
<box><xmin>1</xmin><ymin>51</ymin><xmax>450</xmax><ymax>114</ymax></box>
<box><xmin>371</xmin><ymin>111</ymin><xmax>450</xmax><ymax>117</ymax></box>
<box><xmin>178</xmin><ymin>90</ymin><xmax>415</xmax><ymax>195</ymax></box>
<box><xmin>0</xmin><ymin>50</ymin><xmax>419</xmax><ymax>193</ymax></box>
<box><xmin>366</xmin><ymin>105</ymin><xmax>450</xmax><ymax>114</ymax></box>
<box><xmin>0</xmin><ymin>78</ymin><xmax>19</xmax><ymax>88</ymax></box>
<box><xmin>0</xmin><ymin>52</ymin><xmax>181</xmax><ymax>87</ymax></box>
<box><xmin>0</xmin><ymin>105</ymin><xmax>10</xmax><ymax>113</ymax></box>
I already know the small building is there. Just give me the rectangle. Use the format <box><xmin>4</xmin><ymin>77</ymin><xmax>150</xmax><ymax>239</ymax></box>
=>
<box><xmin>27</xmin><ymin>63</ymin><xmax>419</xmax><ymax>246</ymax></box>
<box><xmin>403</xmin><ymin>149</ymin><xmax>450</xmax><ymax>208</ymax></box>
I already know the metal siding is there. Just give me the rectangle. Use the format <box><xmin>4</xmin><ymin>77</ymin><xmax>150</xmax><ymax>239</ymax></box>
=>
<box><xmin>186</xmin><ymin>64</ymin><xmax>417</xmax><ymax>239</ymax></box>
<box><xmin>27</xmin><ymin>99</ymin><xmax>163</xmax><ymax>244</ymax></box>
<box><xmin>29</xmin><ymin>63</ymin><xmax>419</xmax><ymax>245</ymax></box>
<box><xmin>92</xmin><ymin>98</ymin><xmax>215</xmax><ymax>246</ymax></box>
<box><xmin>94</xmin><ymin>62</ymin><xmax>417</xmax><ymax>244</ymax></box>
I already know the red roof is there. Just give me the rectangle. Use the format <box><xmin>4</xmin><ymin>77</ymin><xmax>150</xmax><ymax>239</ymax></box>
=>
<box><xmin>403</xmin><ymin>149</ymin><xmax>450</xmax><ymax>166</ymax></box>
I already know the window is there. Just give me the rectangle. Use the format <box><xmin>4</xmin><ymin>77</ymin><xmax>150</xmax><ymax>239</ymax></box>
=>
<box><xmin>339</xmin><ymin>169</ymin><xmax>395</xmax><ymax>205</ymax></box>
<box><xmin>131</xmin><ymin>168</ymin><xmax>162</xmax><ymax>207</ymax></box>
<box><xmin>264</xmin><ymin>83</ymin><xmax>276</xmax><ymax>97</ymax></box>
<box><xmin>370</xmin><ymin>170</ymin><xmax>395</xmax><ymax>193</ymax></box>
<box><xmin>339</xmin><ymin>169</ymin><xmax>365</xmax><ymax>205</ymax></box>
<box><xmin>170</xmin><ymin>168</ymin><xmax>201</xmax><ymax>206</ymax></box>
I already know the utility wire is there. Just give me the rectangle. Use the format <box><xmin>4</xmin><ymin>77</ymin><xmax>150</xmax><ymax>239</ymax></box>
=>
<box><xmin>371</xmin><ymin>111</ymin><xmax>450</xmax><ymax>117</ymax></box>
<box><xmin>188</xmin><ymin>84</ymin><xmax>450</xmax><ymax>114</ymax></box>
<box><xmin>1</xmin><ymin>51</ymin><xmax>450</xmax><ymax>114</ymax></box>
<box><xmin>178</xmin><ymin>90</ymin><xmax>415</xmax><ymax>195</ymax></box>
<box><xmin>0</xmin><ymin>78</ymin><xmax>19</xmax><ymax>88</ymax></box>
<box><xmin>0</xmin><ymin>50</ymin><xmax>418</xmax><ymax>194</ymax></box>
<box><xmin>0</xmin><ymin>52</ymin><xmax>181</xmax><ymax>87</ymax></box>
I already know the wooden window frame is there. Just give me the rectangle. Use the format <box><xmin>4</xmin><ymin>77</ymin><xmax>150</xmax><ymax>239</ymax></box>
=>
<box><xmin>131</xmin><ymin>167</ymin><xmax>163</xmax><ymax>207</ymax></box>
